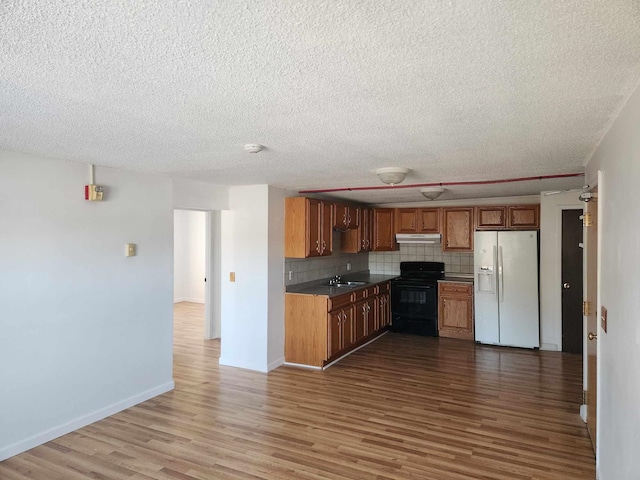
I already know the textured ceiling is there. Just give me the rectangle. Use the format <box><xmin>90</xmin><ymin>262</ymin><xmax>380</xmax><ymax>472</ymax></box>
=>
<box><xmin>1</xmin><ymin>1</ymin><xmax>640</xmax><ymax>204</ymax></box>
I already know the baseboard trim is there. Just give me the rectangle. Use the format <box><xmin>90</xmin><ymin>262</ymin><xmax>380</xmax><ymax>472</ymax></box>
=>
<box><xmin>218</xmin><ymin>357</ymin><xmax>269</xmax><ymax>373</ymax></box>
<box><xmin>173</xmin><ymin>298</ymin><xmax>204</xmax><ymax>304</ymax></box>
<box><xmin>0</xmin><ymin>381</ymin><xmax>174</xmax><ymax>462</ymax></box>
<box><xmin>540</xmin><ymin>343</ymin><xmax>559</xmax><ymax>351</ymax></box>
<box><xmin>266</xmin><ymin>356</ymin><xmax>285</xmax><ymax>372</ymax></box>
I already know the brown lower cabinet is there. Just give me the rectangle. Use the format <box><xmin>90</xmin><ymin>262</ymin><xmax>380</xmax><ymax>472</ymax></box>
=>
<box><xmin>285</xmin><ymin>282</ymin><xmax>391</xmax><ymax>367</ymax></box>
<box><xmin>438</xmin><ymin>282</ymin><xmax>474</xmax><ymax>340</ymax></box>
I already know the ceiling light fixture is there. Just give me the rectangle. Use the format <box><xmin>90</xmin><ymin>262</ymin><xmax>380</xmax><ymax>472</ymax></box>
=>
<box><xmin>244</xmin><ymin>144</ymin><xmax>264</xmax><ymax>153</ymax></box>
<box><xmin>420</xmin><ymin>187</ymin><xmax>445</xmax><ymax>200</ymax></box>
<box><xmin>375</xmin><ymin>167</ymin><xmax>410</xmax><ymax>185</ymax></box>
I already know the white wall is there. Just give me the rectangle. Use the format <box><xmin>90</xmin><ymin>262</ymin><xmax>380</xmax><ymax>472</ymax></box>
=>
<box><xmin>539</xmin><ymin>192</ymin><xmax>583</xmax><ymax>351</ymax></box>
<box><xmin>173</xmin><ymin>210</ymin><xmax>206</xmax><ymax>303</ymax></box>
<box><xmin>585</xmin><ymin>82</ymin><xmax>640</xmax><ymax>480</ymax></box>
<box><xmin>219</xmin><ymin>185</ymin><xmax>285</xmax><ymax>372</ymax></box>
<box><xmin>0</xmin><ymin>152</ymin><xmax>174</xmax><ymax>461</ymax></box>
<box><xmin>172</xmin><ymin>178</ymin><xmax>229</xmax><ymax>211</ymax></box>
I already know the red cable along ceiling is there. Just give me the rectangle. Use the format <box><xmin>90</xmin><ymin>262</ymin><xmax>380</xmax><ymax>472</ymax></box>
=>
<box><xmin>298</xmin><ymin>172</ymin><xmax>584</xmax><ymax>194</ymax></box>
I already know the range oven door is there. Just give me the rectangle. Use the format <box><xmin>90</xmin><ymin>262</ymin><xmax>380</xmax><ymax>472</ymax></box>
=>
<box><xmin>390</xmin><ymin>282</ymin><xmax>439</xmax><ymax>336</ymax></box>
<box><xmin>390</xmin><ymin>283</ymin><xmax>437</xmax><ymax>318</ymax></box>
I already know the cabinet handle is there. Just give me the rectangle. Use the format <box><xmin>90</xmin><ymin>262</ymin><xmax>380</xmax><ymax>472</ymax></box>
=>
<box><xmin>347</xmin><ymin>215</ymin><xmax>351</xmax><ymax>225</ymax></box>
<box><xmin>322</xmin><ymin>240</ymin><xmax>326</xmax><ymax>253</ymax></box>
<box><xmin>343</xmin><ymin>213</ymin><xmax>347</xmax><ymax>226</ymax></box>
<box><xmin>316</xmin><ymin>240</ymin><xmax>321</xmax><ymax>253</ymax></box>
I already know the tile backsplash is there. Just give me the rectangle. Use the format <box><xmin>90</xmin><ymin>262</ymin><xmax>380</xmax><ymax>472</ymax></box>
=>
<box><xmin>369</xmin><ymin>244</ymin><xmax>474</xmax><ymax>275</ymax></box>
<box><xmin>286</xmin><ymin>234</ymin><xmax>473</xmax><ymax>285</ymax></box>
<box><xmin>285</xmin><ymin>231</ymin><xmax>369</xmax><ymax>286</ymax></box>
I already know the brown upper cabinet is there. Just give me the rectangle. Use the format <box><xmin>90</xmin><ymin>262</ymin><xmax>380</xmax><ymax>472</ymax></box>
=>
<box><xmin>342</xmin><ymin>208</ymin><xmax>373</xmax><ymax>253</ymax></box>
<box><xmin>372</xmin><ymin>208</ymin><xmax>397</xmax><ymax>251</ymax></box>
<box><xmin>476</xmin><ymin>206</ymin><xmax>507</xmax><ymax>230</ymax></box>
<box><xmin>476</xmin><ymin>204</ymin><xmax>540</xmax><ymax>230</ymax></box>
<box><xmin>507</xmin><ymin>205</ymin><xmax>540</xmax><ymax>229</ymax></box>
<box><xmin>442</xmin><ymin>207</ymin><xmax>474</xmax><ymax>252</ymax></box>
<box><xmin>395</xmin><ymin>208</ymin><xmax>440</xmax><ymax>234</ymax></box>
<box><xmin>285</xmin><ymin>197</ymin><xmax>333</xmax><ymax>258</ymax></box>
<box><xmin>332</xmin><ymin>203</ymin><xmax>359</xmax><ymax>230</ymax></box>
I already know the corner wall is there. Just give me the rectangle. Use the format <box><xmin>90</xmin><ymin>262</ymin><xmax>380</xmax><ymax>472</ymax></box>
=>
<box><xmin>586</xmin><ymin>81</ymin><xmax>640</xmax><ymax>479</ymax></box>
<box><xmin>219</xmin><ymin>185</ymin><xmax>285</xmax><ymax>372</ymax></box>
<box><xmin>0</xmin><ymin>152</ymin><xmax>174</xmax><ymax>460</ymax></box>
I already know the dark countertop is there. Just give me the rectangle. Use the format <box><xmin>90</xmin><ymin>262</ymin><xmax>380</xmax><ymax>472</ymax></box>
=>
<box><xmin>439</xmin><ymin>274</ymin><xmax>475</xmax><ymax>284</ymax></box>
<box><xmin>286</xmin><ymin>272</ymin><xmax>399</xmax><ymax>297</ymax></box>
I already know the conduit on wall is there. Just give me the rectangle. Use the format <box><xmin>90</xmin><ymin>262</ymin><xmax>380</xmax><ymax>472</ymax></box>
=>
<box><xmin>298</xmin><ymin>172</ymin><xmax>584</xmax><ymax>194</ymax></box>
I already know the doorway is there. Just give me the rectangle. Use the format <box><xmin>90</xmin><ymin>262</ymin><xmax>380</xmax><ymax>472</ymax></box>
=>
<box><xmin>561</xmin><ymin>209</ymin><xmax>584</xmax><ymax>354</ymax></box>
<box><xmin>173</xmin><ymin>209</ymin><xmax>221</xmax><ymax>340</ymax></box>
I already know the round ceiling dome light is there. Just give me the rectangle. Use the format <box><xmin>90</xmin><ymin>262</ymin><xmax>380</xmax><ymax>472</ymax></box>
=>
<box><xmin>420</xmin><ymin>187</ymin><xmax>445</xmax><ymax>200</ymax></box>
<box><xmin>244</xmin><ymin>144</ymin><xmax>264</xmax><ymax>153</ymax></box>
<box><xmin>375</xmin><ymin>167</ymin><xmax>410</xmax><ymax>185</ymax></box>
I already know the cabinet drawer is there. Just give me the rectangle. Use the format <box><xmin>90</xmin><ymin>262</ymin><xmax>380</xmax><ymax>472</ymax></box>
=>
<box><xmin>439</xmin><ymin>282</ymin><xmax>473</xmax><ymax>296</ymax></box>
<box><xmin>374</xmin><ymin>282</ymin><xmax>390</xmax><ymax>295</ymax></box>
<box><xmin>354</xmin><ymin>286</ymin><xmax>376</xmax><ymax>301</ymax></box>
<box><xmin>328</xmin><ymin>292</ymin><xmax>354</xmax><ymax>311</ymax></box>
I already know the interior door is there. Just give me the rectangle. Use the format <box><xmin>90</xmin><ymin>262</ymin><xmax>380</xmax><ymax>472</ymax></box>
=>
<box><xmin>561</xmin><ymin>209</ymin><xmax>584</xmax><ymax>354</ymax></box>
<box><xmin>585</xmin><ymin>190</ymin><xmax>598</xmax><ymax>452</ymax></box>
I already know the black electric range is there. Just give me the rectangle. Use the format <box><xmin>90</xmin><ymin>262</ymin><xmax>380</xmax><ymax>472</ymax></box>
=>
<box><xmin>390</xmin><ymin>261</ymin><xmax>445</xmax><ymax>336</ymax></box>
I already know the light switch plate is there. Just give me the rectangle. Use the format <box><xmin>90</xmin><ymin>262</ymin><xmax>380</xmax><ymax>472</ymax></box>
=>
<box><xmin>601</xmin><ymin>305</ymin><xmax>607</xmax><ymax>333</ymax></box>
<box><xmin>230</xmin><ymin>272</ymin><xmax>236</xmax><ymax>282</ymax></box>
<box><xmin>125</xmin><ymin>243</ymin><xmax>136</xmax><ymax>257</ymax></box>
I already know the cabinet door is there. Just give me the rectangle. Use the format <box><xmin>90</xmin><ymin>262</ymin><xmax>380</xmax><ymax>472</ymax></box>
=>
<box><xmin>332</xmin><ymin>203</ymin><xmax>348</xmax><ymax>229</ymax></box>
<box><xmin>418</xmin><ymin>208</ymin><xmax>440</xmax><ymax>233</ymax></box>
<box><xmin>341</xmin><ymin>307</ymin><xmax>354</xmax><ymax>349</ymax></box>
<box><xmin>306</xmin><ymin>198</ymin><xmax>322</xmax><ymax>257</ymax></box>
<box><xmin>372</xmin><ymin>208</ymin><xmax>396</xmax><ymax>251</ymax></box>
<box><xmin>438</xmin><ymin>294</ymin><xmax>474</xmax><ymax>340</ymax></box>
<box><xmin>320</xmin><ymin>202</ymin><xmax>333</xmax><ymax>256</ymax></box>
<box><xmin>396</xmin><ymin>208</ymin><xmax>418</xmax><ymax>233</ymax></box>
<box><xmin>346</xmin><ymin>205</ymin><xmax>359</xmax><ymax>229</ymax></box>
<box><xmin>328</xmin><ymin>310</ymin><xmax>342</xmax><ymax>358</ymax></box>
<box><xmin>354</xmin><ymin>301</ymin><xmax>366</xmax><ymax>341</ymax></box>
<box><xmin>364</xmin><ymin>298</ymin><xmax>375</xmax><ymax>335</ymax></box>
<box><xmin>377</xmin><ymin>293</ymin><xmax>390</xmax><ymax>330</ymax></box>
<box><xmin>476</xmin><ymin>206</ymin><xmax>507</xmax><ymax>230</ymax></box>
<box><xmin>443</xmin><ymin>208</ymin><xmax>474</xmax><ymax>252</ymax></box>
<box><xmin>507</xmin><ymin>205</ymin><xmax>540</xmax><ymax>229</ymax></box>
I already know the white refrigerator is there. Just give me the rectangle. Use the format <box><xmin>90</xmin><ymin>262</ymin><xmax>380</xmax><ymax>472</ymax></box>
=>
<box><xmin>474</xmin><ymin>230</ymin><xmax>540</xmax><ymax>349</ymax></box>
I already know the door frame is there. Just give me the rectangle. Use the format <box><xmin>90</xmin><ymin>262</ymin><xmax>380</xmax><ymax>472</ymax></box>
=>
<box><xmin>204</xmin><ymin>210</ymin><xmax>222</xmax><ymax>339</ymax></box>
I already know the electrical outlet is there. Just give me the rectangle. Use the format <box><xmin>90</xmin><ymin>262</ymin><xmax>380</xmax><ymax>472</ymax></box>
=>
<box><xmin>288</xmin><ymin>271</ymin><xmax>293</xmax><ymax>281</ymax></box>
<box><xmin>346</xmin><ymin>262</ymin><xmax>352</xmax><ymax>271</ymax></box>
<box><xmin>230</xmin><ymin>272</ymin><xmax>236</xmax><ymax>282</ymax></box>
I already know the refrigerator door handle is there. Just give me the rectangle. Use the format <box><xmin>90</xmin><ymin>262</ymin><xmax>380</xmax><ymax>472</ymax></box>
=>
<box><xmin>493</xmin><ymin>245</ymin><xmax>498</xmax><ymax>295</ymax></box>
<box><xmin>498</xmin><ymin>245</ymin><xmax>504</xmax><ymax>302</ymax></box>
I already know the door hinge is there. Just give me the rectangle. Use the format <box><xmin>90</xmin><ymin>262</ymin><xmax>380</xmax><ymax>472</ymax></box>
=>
<box><xmin>581</xmin><ymin>213</ymin><xmax>592</xmax><ymax>227</ymax></box>
<box><xmin>583</xmin><ymin>390</ymin><xmax>587</xmax><ymax>405</ymax></box>
<box><xmin>583</xmin><ymin>301</ymin><xmax>592</xmax><ymax>316</ymax></box>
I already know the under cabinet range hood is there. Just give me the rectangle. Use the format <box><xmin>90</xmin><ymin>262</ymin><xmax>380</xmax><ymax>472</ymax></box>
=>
<box><xmin>395</xmin><ymin>233</ymin><xmax>442</xmax><ymax>244</ymax></box>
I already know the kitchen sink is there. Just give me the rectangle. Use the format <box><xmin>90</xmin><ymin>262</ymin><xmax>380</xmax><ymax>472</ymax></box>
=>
<box><xmin>331</xmin><ymin>281</ymin><xmax>368</xmax><ymax>288</ymax></box>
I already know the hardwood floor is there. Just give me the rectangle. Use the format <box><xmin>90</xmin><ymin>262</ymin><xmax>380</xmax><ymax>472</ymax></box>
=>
<box><xmin>0</xmin><ymin>302</ymin><xmax>595</xmax><ymax>479</ymax></box>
